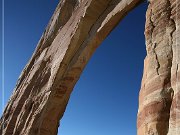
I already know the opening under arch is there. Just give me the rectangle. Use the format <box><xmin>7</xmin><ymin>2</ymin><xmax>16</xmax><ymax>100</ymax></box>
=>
<box><xmin>59</xmin><ymin>2</ymin><xmax>148</xmax><ymax>135</ymax></box>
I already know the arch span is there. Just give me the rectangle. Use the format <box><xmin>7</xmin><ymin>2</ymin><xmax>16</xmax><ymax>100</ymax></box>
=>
<box><xmin>0</xmin><ymin>0</ymin><xmax>179</xmax><ymax>135</ymax></box>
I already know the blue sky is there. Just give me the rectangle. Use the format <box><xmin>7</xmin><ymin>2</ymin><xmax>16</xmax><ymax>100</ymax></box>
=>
<box><xmin>1</xmin><ymin>0</ymin><xmax>148</xmax><ymax>134</ymax></box>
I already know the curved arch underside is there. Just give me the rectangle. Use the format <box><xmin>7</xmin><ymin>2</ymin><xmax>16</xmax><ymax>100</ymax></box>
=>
<box><xmin>0</xmin><ymin>0</ymin><xmax>180</xmax><ymax>135</ymax></box>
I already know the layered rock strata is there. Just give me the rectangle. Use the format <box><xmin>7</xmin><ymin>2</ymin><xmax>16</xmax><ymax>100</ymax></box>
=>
<box><xmin>0</xmin><ymin>0</ymin><xmax>179</xmax><ymax>135</ymax></box>
<box><xmin>138</xmin><ymin>0</ymin><xmax>180</xmax><ymax>134</ymax></box>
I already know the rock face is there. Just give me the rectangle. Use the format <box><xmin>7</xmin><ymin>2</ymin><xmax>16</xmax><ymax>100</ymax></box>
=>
<box><xmin>0</xmin><ymin>0</ymin><xmax>179</xmax><ymax>135</ymax></box>
<box><xmin>138</xmin><ymin>0</ymin><xmax>180</xmax><ymax>134</ymax></box>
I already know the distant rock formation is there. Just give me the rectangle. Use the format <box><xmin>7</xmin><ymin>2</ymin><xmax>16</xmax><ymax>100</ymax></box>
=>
<box><xmin>0</xmin><ymin>0</ymin><xmax>179</xmax><ymax>135</ymax></box>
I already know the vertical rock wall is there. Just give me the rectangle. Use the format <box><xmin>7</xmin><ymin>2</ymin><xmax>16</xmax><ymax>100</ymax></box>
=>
<box><xmin>137</xmin><ymin>0</ymin><xmax>180</xmax><ymax>134</ymax></box>
<box><xmin>0</xmin><ymin>0</ymin><xmax>179</xmax><ymax>135</ymax></box>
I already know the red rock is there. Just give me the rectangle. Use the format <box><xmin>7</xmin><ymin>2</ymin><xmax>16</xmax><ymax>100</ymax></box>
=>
<box><xmin>0</xmin><ymin>0</ymin><xmax>179</xmax><ymax>135</ymax></box>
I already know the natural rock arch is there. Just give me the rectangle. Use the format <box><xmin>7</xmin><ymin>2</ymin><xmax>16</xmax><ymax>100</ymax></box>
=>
<box><xmin>0</xmin><ymin>0</ymin><xmax>179</xmax><ymax>135</ymax></box>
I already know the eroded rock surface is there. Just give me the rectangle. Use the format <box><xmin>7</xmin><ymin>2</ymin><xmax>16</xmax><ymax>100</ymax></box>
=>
<box><xmin>138</xmin><ymin>0</ymin><xmax>180</xmax><ymax>134</ymax></box>
<box><xmin>0</xmin><ymin>0</ymin><xmax>179</xmax><ymax>135</ymax></box>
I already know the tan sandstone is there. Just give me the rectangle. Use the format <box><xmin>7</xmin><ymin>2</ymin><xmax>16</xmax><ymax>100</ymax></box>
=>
<box><xmin>0</xmin><ymin>0</ymin><xmax>179</xmax><ymax>135</ymax></box>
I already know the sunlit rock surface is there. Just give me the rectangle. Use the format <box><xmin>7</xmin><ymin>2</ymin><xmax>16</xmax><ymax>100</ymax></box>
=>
<box><xmin>138</xmin><ymin>0</ymin><xmax>180</xmax><ymax>134</ymax></box>
<box><xmin>0</xmin><ymin>0</ymin><xmax>179</xmax><ymax>135</ymax></box>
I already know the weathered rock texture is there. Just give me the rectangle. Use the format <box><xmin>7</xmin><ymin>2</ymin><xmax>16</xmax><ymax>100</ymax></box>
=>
<box><xmin>0</xmin><ymin>0</ymin><xmax>179</xmax><ymax>135</ymax></box>
<box><xmin>138</xmin><ymin>0</ymin><xmax>180</xmax><ymax>134</ymax></box>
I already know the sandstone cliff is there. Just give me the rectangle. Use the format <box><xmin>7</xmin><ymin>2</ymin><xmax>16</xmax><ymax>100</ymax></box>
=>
<box><xmin>0</xmin><ymin>0</ymin><xmax>179</xmax><ymax>135</ymax></box>
<box><xmin>138</xmin><ymin>0</ymin><xmax>180</xmax><ymax>134</ymax></box>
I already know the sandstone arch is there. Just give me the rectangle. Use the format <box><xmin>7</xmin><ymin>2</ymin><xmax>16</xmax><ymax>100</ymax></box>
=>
<box><xmin>0</xmin><ymin>0</ymin><xmax>179</xmax><ymax>135</ymax></box>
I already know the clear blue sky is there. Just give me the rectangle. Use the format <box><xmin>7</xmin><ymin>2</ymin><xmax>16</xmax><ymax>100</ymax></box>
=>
<box><xmin>1</xmin><ymin>0</ymin><xmax>148</xmax><ymax>134</ymax></box>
